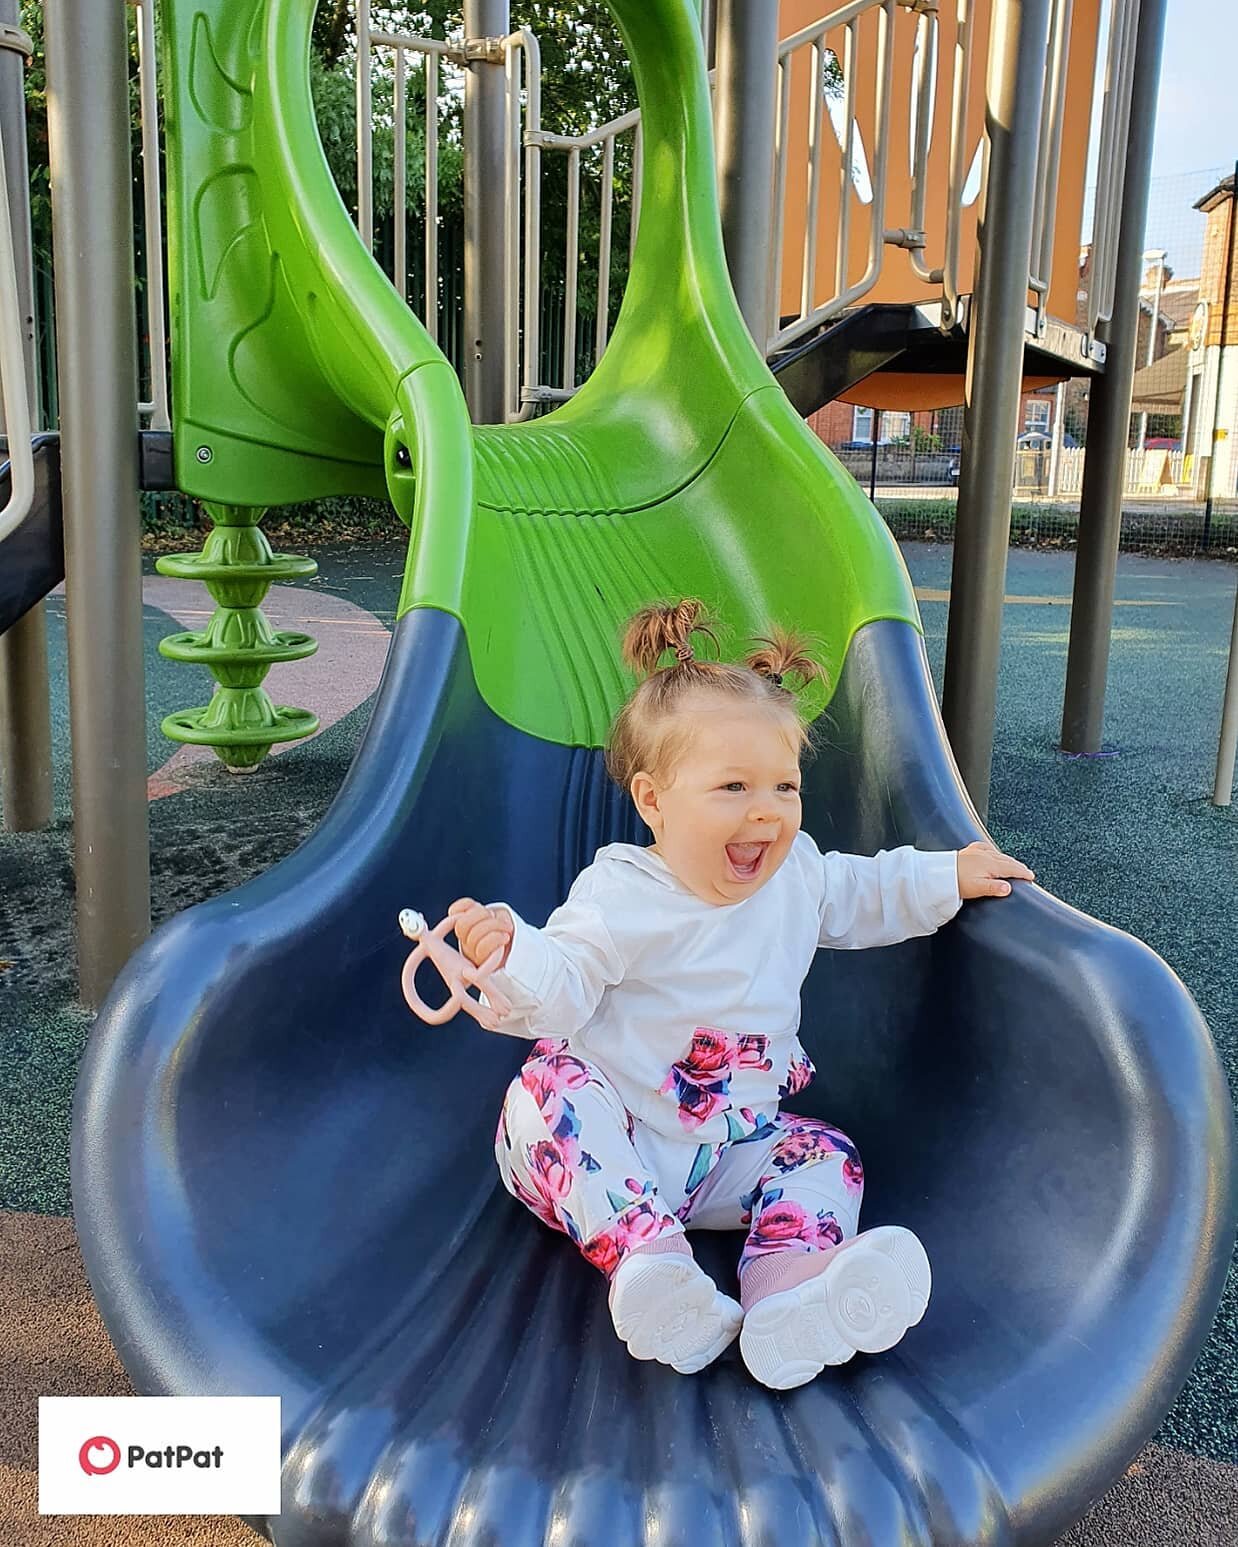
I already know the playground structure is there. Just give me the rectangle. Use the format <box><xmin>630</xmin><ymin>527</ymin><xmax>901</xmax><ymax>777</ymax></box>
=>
<box><xmin>0</xmin><ymin>0</ymin><xmax>1235</xmax><ymax>1544</ymax></box>
<box><xmin>5</xmin><ymin>0</ymin><xmax>1218</xmax><ymax>994</ymax></box>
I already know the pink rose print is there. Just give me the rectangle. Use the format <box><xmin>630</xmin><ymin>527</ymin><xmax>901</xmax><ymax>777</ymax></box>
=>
<box><xmin>528</xmin><ymin>1138</ymin><xmax>573</xmax><ymax>1202</ymax></box>
<box><xmin>737</xmin><ymin>1035</ymin><xmax>774</xmax><ymax>1071</ymax></box>
<box><xmin>581</xmin><ymin>1199</ymin><xmax>679</xmax><ymax>1278</ymax></box>
<box><xmin>748</xmin><ymin>1197</ymin><xmax>818</xmax><ymax>1253</ymax></box>
<box><xmin>778</xmin><ymin>1049</ymin><xmax>816</xmax><ymax>1099</ymax></box>
<box><xmin>520</xmin><ymin>1048</ymin><xmax>592</xmax><ymax>1132</ymax></box>
<box><xmin>770</xmin><ymin>1118</ymin><xmax>863</xmax><ymax>1192</ymax></box>
<box><xmin>739</xmin><ymin>1188</ymin><xmax>845</xmax><ymax>1272</ymax></box>
<box><xmin>581</xmin><ymin>1230</ymin><xmax>623</xmax><ymax>1277</ymax></box>
<box><xmin>818</xmin><ymin>1214</ymin><xmax>845</xmax><ymax>1250</ymax></box>
<box><xmin>661</xmin><ymin>1027</ymin><xmax>772</xmax><ymax>1131</ymax></box>
<box><xmin>509</xmin><ymin>1171</ymin><xmax>561</xmax><ymax>1231</ymax></box>
<box><xmin>681</xmin><ymin>1028</ymin><xmax>733</xmax><ymax>1075</ymax></box>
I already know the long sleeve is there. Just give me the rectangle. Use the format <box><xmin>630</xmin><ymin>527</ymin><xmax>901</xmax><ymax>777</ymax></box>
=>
<box><xmin>476</xmin><ymin>889</ymin><xmax>626</xmax><ymax>1040</ymax></box>
<box><xmin>816</xmin><ymin>844</ymin><xmax>961</xmax><ymax>950</ymax></box>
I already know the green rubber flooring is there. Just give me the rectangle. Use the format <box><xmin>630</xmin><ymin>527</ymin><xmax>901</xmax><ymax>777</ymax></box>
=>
<box><xmin>1</xmin><ymin>540</ymin><xmax>1236</xmax><ymax>1499</ymax></box>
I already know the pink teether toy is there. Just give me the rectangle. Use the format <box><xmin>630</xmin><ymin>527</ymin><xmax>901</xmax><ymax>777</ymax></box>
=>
<box><xmin>398</xmin><ymin>909</ymin><xmax>513</xmax><ymax>1031</ymax></box>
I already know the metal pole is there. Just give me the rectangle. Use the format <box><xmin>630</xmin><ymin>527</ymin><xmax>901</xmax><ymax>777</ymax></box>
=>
<box><xmin>1214</xmin><ymin>577</ymin><xmax>1238</xmax><ymax>807</ymax></box>
<box><xmin>940</xmin><ymin>0</ymin><xmax>1053</xmax><ymax>819</ymax></box>
<box><xmin>1202</xmin><ymin>165</ymin><xmax>1237</xmax><ymax>548</ymax></box>
<box><xmin>45</xmin><ymin>0</ymin><xmax>150</xmax><ymax>1007</ymax></box>
<box><xmin>0</xmin><ymin>0</ymin><xmax>51</xmax><ymax>832</ymax></box>
<box><xmin>356</xmin><ymin>0</ymin><xmax>373</xmax><ymax>252</ymax></box>
<box><xmin>1136</xmin><ymin>248</ymin><xmax>1166</xmax><ymax>450</ymax></box>
<box><xmin>1047</xmin><ymin>379</ymin><xmax>1065</xmax><ymax>496</ymax></box>
<box><xmin>463</xmin><ymin>0</ymin><xmax>510</xmax><ymax>424</ymax></box>
<box><xmin>1060</xmin><ymin>0</ymin><xmax>1169</xmax><ymax>754</ymax></box>
<box><xmin>713</xmin><ymin>0</ymin><xmax>780</xmax><ymax>344</ymax></box>
<box><xmin>869</xmin><ymin>407</ymin><xmax>879</xmax><ymax>501</ymax></box>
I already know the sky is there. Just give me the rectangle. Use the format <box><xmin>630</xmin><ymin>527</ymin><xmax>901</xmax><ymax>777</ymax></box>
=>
<box><xmin>1081</xmin><ymin>0</ymin><xmax>1233</xmax><ymax>278</ymax></box>
<box><xmin>1149</xmin><ymin>0</ymin><xmax>1234</xmax><ymax>182</ymax></box>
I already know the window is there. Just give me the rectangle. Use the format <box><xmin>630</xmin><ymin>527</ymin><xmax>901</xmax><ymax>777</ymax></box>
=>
<box><xmin>853</xmin><ymin>407</ymin><xmax>910</xmax><ymax>442</ymax></box>
<box><xmin>884</xmin><ymin>411</ymin><xmax>911</xmax><ymax>441</ymax></box>
<box><xmin>1025</xmin><ymin>398</ymin><xmax>1051</xmax><ymax>432</ymax></box>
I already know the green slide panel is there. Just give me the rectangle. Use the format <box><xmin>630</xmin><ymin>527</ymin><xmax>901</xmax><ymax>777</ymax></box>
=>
<box><xmin>157</xmin><ymin>0</ymin><xmax>921</xmax><ymax>747</ymax></box>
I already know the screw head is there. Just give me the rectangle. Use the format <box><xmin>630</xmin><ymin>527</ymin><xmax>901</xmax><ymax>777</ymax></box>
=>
<box><xmin>196</xmin><ymin>445</ymin><xmax>213</xmax><ymax>463</ymax></box>
<box><xmin>395</xmin><ymin>446</ymin><xmax>411</xmax><ymax>468</ymax></box>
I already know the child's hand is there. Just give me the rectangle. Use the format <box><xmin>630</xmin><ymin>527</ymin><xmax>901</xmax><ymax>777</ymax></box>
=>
<box><xmin>447</xmin><ymin>898</ymin><xmax>515</xmax><ymax>970</ymax></box>
<box><xmin>956</xmin><ymin>840</ymin><xmax>1035</xmax><ymax>900</ymax></box>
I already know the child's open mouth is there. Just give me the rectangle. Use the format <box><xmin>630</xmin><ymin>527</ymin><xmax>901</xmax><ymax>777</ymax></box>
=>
<box><xmin>725</xmin><ymin>842</ymin><xmax>769</xmax><ymax>881</ymax></box>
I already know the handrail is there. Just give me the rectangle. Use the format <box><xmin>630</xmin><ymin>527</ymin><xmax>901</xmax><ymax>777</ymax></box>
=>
<box><xmin>348</xmin><ymin>0</ymin><xmax>1143</xmax><ymax>411</ymax></box>
<box><xmin>130</xmin><ymin>0</ymin><xmax>170</xmax><ymax>429</ymax></box>
<box><xmin>768</xmin><ymin>0</ymin><xmax>902</xmax><ymax>355</ymax></box>
<box><xmin>0</xmin><ymin>105</ymin><xmax>33</xmax><ymax>545</ymax></box>
<box><xmin>1088</xmin><ymin>0</ymin><xmax>1139</xmax><ymax>338</ymax></box>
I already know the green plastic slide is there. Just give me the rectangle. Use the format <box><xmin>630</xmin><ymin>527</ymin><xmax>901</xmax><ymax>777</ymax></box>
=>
<box><xmin>158</xmin><ymin>0</ymin><xmax>921</xmax><ymax>747</ymax></box>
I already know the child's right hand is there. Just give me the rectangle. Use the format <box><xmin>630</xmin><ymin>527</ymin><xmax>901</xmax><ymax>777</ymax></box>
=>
<box><xmin>447</xmin><ymin>899</ymin><xmax>515</xmax><ymax>971</ymax></box>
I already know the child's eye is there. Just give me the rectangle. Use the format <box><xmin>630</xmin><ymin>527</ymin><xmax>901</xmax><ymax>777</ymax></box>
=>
<box><xmin>778</xmin><ymin>783</ymin><xmax>799</xmax><ymax>793</ymax></box>
<box><xmin>723</xmin><ymin>782</ymin><xmax>744</xmax><ymax>792</ymax></box>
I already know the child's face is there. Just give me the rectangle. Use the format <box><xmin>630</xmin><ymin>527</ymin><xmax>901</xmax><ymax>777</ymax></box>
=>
<box><xmin>630</xmin><ymin>697</ymin><xmax>803</xmax><ymax>907</ymax></box>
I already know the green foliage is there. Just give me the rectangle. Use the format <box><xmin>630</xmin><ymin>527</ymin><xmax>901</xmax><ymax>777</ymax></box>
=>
<box><xmin>21</xmin><ymin>3</ymin><xmax>48</xmax><ymax>268</ymax></box>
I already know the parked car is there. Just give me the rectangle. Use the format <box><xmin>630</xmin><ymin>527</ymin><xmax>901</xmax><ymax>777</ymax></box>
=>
<box><xmin>1016</xmin><ymin>429</ymin><xmax>1079</xmax><ymax>448</ymax></box>
<box><xmin>1144</xmin><ymin>437</ymin><xmax>1180</xmax><ymax>451</ymax></box>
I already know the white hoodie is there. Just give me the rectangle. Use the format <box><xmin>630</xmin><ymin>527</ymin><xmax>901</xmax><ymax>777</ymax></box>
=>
<box><xmin>483</xmin><ymin>830</ymin><xmax>962</xmax><ymax>1146</ymax></box>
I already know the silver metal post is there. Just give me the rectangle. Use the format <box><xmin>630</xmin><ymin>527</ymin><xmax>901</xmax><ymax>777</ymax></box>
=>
<box><xmin>1136</xmin><ymin>248</ymin><xmax>1166</xmax><ymax>450</ymax></box>
<box><xmin>135</xmin><ymin>0</ymin><xmax>170</xmax><ymax>429</ymax></box>
<box><xmin>1214</xmin><ymin>578</ymin><xmax>1238</xmax><ymax>807</ymax></box>
<box><xmin>941</xmin><ymin>0</ymin><xmax>1053</xmax><ymax>818</ymax></box>
<box><xmin>393</xmin><ymin>46</ymin><xmax>407</xmax><ymax>302</ymax></box>
<box><xmin>45</xmin><ymin>0</ymin><xmax>150</xmax><ymax>1006</ymax></box>
<box><xmin>0</xmin><ymin>0</ymin><xmax>51</xmax><ymax>832</ymax></box>
<box><xmin>356</xmin><ymin>0</ymin><xmax>373</xmax><ymax>251</ymax></box>
<box><xmin>463</xmin><ymin>0</ymin><xmax>510</xmax><ymax>423</ymax></box>
<box><xmin>713</xmin><ymin>0</ymin><xmax>780</xmax><ymax>344</ymax></box>
<box><xmin>1060</xmin><ymin>0</ymin><xmax>1169</xmax><ymax>755</ymax></box>
<box><xmin>1047</xmin><ymin>379</ymin><xmax>1065</xmax><ymax>496</ymax></box>
<box><xmin>425</xmin><ymin>50</ymin><xmax>440</xmax><ymax>343</ymax></box>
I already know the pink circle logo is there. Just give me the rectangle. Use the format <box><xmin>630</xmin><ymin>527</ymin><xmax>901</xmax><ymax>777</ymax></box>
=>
<box><xmin>79</xmin><ymin>1436</ymin><xmax>121</xmax><ymax>1476</ymax></box>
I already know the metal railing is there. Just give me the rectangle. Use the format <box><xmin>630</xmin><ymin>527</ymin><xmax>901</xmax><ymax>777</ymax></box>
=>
<box><xmin>347</xmin><ymin>0</ymin><xmax>1142</xmax><ymax>419</ymax></box>
<box><xmin>353</xmin><ymin>13</ymin><xmax>651</xmax><ymax>421</ymax></box>
<box><xmin>130</xmin><ymin>0</ymin><xmax>170</xmax><ymax>429</ymax></box>
<box><xmin>0</xmin><ymin>104</ymin><xmax>33</xmax><ymax>543</ymax></box>
<box><xmin>768</xmin><ymin>0</ymin><xmax>903</xmax><ymax>355</ymax></box>
<box><xmin>501</xmin><ymin>27</ymin><xmax>643</xmax><ymax>418</ymax></box>
<box><xmin>355</xmin><ymin>0</ymin><xmax>461</xmax><ymax>346</ymax></box>
<box><xmin>1086</xmin><ymin>0</ymin><xmax>1140</xmax><ymax>339</ymax></box>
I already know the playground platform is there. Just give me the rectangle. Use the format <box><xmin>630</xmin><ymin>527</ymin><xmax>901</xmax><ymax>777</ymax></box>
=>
<box><xmin>1</xmin><ymin>539</ymin><xmax>1235</xmax><ymax>1545</ymax></box>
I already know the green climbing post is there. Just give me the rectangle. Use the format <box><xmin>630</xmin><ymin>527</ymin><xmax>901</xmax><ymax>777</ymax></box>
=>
<box><xmin>156</xmin><ymin>502</ymin><xmax>320</xmax><ymax>772</ymax></box>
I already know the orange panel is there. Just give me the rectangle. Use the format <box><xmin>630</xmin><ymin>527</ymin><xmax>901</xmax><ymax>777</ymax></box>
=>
<box><xmin>835</xmin><ymin>372</ymin><xmax>1066</xmax><ymax>413</ymax></box>
<box><xmin>1047</xmin><ymin>0</ymin><xmax>1101</xmax><ymax>321</ymax></box>
<box><xmin>776</xmin><ymin>1</ymin><xmax>1100</xmax><ymax>332</ymax></box>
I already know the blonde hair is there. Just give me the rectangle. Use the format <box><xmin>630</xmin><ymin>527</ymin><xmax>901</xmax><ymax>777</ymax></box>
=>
<box><xmin>604</xmin><ymin>598</ymin><xmax>828</xmax><ymax>792</ymax></box>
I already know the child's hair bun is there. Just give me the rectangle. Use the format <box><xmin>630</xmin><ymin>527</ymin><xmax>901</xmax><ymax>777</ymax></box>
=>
<box><xmin>745</xmin><ymin>627</ymin><xmax>826</xmax><ymax>692</ymax></box>
<box><xmin>620</xmin><ymin>597</ymin><xmax>721</xmax><ymax>677</ymax></box>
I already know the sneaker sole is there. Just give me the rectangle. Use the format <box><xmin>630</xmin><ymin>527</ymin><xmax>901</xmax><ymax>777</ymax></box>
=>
<box><xmin>609</xmin><ymin>1256</ymin><xmax>744</xmax><ymax>1374</ymax></box>
<box><xmin>740</xmin><ymin>1226</ymin><xmax>932</xmax><ymax>1391</ymax></box>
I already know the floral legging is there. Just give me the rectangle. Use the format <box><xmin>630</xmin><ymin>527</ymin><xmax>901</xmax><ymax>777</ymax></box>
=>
<box><xmin>495</xmin><ymin>1040</ymin><xmax>864</xmax><ymax>1279</ymax></box>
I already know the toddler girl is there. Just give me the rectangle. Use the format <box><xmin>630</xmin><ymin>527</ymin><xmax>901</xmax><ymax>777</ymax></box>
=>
<box><xmin>446</xmin><ymin>598</ymin><xmax>1033</xmax><ymax>1390</ymax></box>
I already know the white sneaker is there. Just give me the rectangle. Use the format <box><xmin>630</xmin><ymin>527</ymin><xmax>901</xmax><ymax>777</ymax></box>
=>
<box><xmin>608</xmin><ymin>1253</ymin><xmax>744</xmax><ymax>1374</ymax></box>
<box><xmin>740</xmin><ymin>1225</ymin><xmax>932</xmax><ymax>1391</ymax></box>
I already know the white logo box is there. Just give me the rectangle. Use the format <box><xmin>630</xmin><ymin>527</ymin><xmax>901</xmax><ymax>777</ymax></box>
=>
<box><xmin>39</xmin><ymin>1396</ymin><xmax>282</xmax><ymax>1515</ymax></box>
